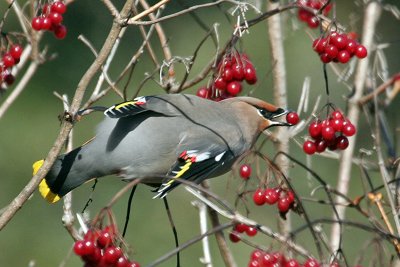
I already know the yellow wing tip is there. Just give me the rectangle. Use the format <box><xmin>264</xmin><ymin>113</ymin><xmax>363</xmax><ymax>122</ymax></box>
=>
<box><xmin>32</xmin><ymin>159</ymin><xmax>44</xmax><ymax>175</ymax></box>
<box><xmin>33</xmin><ymin>159</ymin><xmax>61</xmax><ymax>203</ymax></box>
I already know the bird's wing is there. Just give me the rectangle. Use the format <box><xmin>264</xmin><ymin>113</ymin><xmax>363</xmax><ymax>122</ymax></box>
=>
<box><xmin>104</xmin><ymin>96</ymin><xmax>149</xmax><ymax>118</ymax></box>
<box><xmin>104</xmin><ymin>95</ymin><xmax>196</xmax><ymax>119</ymax></box>
<box><xmin>153</xmin><ymin>133</ymin><xmax>235</xmax><ymax>198</ymax></box>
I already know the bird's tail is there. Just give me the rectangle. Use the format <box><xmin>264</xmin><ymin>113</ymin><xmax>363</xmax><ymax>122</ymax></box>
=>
<box><xmin>33</xmin><ymin>159</ymin><xmax>61</xmax><ymax>203</ymax></box>
<box><xmin>33</xmin><ymin>145</ymin><xmax>96</xmax><ymax>204</ymax></box>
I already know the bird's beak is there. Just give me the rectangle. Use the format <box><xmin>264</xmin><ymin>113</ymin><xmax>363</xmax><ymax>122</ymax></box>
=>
<box><xmin>267</xmin><ymin>108</ymin><xmax>292</xmax><ymax>127</ymax></box>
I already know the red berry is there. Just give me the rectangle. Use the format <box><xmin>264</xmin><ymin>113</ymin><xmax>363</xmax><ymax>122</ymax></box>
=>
<box><xmin>229</xmin><ymin>231</ymin><xmax>241</xmax><ymax>243</ymax></box>
<box><xmin>219</xmin><ymin>58</ymin><xmax>232</xmax><ymax>69</ymax></box>
<box><xmin>234</xmin><ymin>223</ymin><xmax>248</xmax><ymax>233</ymax></box>
<box><xmin>355</xmin><ymin>45</ymin><xmax>367</xmax><ymax>58</ymax></box>
<box><xmin>253</xmin><ymin>188</ymin><xmax>265</xmax><ymax>206</ymax></box>
<box><xmin>244</xmin><ymin>64</ymin><xmax>257</xmax><ymax>84</ymax></box>
<box><xmin>97</xmin><ymin>230</ymin><xmax>113</xmax><ymax>248</ymax></box>
<box><xmin>309</xmin><ymin>1</ymin><xmax>322</xmax><ymax>9</ymax></box>
<box><xmin>331</xmin><ymin>118</ymin><xmax>344</xmax><ymax>132</ymax></box>
<box><xmin>331</xmin><ymin>34</ymin><xmax>348</xmax><ymax>50</ymax></box>
<box><xmin>320</xmin><ymin>53</ymin><xmax>331</xmax><ymax>63</ymax></box>
<box><xmin>313</xmin><ymin>38</ymin><xmax>327</xmax><ymax>54</ymax></box>
<box><xmin>272</xmin><ymin>251</ymin><xmax>287</xmax><ymax>265</ymax></box>
<box><xmin>342</xmin><ymin>121</ymin><xmax>356</xmax><ymax>136</ymax></box>
<box><xmin>9</xmin><ymin>44</ymin><xmax>23</xmax><ymax>60</ymax></box>
<box><xmin>127</xmin><ymin>261</ymin><xmax>141</xmax><ymax>267</ymax></box>
<box><xmin>83</xmin><ymin>229</ymin><xmax>100</xmax><ymax>242</ymax></box>
<box><xmin>245</xmin><ymin>226</ymin><xmax>257</xmax><ymax>236</ymax></box>
<box><xmin>298</xmin><ymin>9</ymin><xmax>312</xmax><ymax>22</ymax></box>
<box><xmin>49</xmin><ymin>12</ymin><xmax>63</xmax><ymax>25</ymax></box>
<box><xmin>2</xmin><ymin>53</ymin><xmax>15</xmax><ymax>68</ymax></box>
<box><xmin>42</xmin><ymin>3</ymin><xmax>50</xmax><ymax>14</ymax></box>
<box><xmin>84</xmin><ymin>247</ymin><xmax>102</xmax><ymax>263</ymax></box>
<box><xmin>74</xmin><ymin>240</ymin><xmax>96</xmax><ymax>256</ymax></box>
<box><xmin>104</xmin><ymin>246</ymin><xmax>123</xmax><ymax>264</ymax></box>
<box><xmin>222</xmin><ymin>67</ymin><xmax>234</xmax><ymax>82</ymax></box>
<box><xmin>308</xmin><ymin>121</ymin><xmax>322</xmax><ymax>139</ymax></box>
<box><xmin>231</xmin><ymin>63</ymin><xmax>244</xmax><ymax>81</ymax></box>
<box><xmin>73</xmin><ymin>240</ymin><xmax>86</xmax><ymax>256</ymax></box>
<box><xmin>315</xmin><ymin>139</ymin><xmax>327</xmax><ymax>153</ymax></box>
<box><xmin>337</xmin><ymin>135</ymin><xmax>349</xmax><ymax>150</ymax></box>
<box><xmin>323</xmin><ymin>3</ymin><xmax>332</xmax><ymax>15</ymax></box>
<box><xmin>3</xmin><ymin>73</ymin><xmax>14</xmax><ymax>85</ymax></box>
<box><xmin>116</xmin><ymin>256</ymin><xmax>130</xmax><ymax>267</ymax></box>
<box><xmin>250</xmin><ymin>250</ymin><xmax>264</xmax><ymax>261</ymax></box>
<box><xmin>346</xmin><ymin>39</ymin><xmax>358</xmax><ymax>55</ymax></box>
<box><xmin>53</xmin><ymin>24</ymin><xmax>67</xmax><ymax>39</ymax></box>
<box><xmin>286</xmin><ymin>112</ymin><xmax>300</xmax><ymax>125</ymax></box>
<box><xmin>196</xmin><ymin>87</ymin><xmax>210</xmax><ymax>98</ymax></box>
<box><xmin>325</xmin><ymin>45</ymin><xmax>339</xmax><ymax>59</ymax></box>
<box><xmin>264</xmin><ymin>188</ymin><xmax>280</xmax><ymax>205</ymax></box>
<box><xmin>31</xmin><ymin>17</ymin><xmax>43</xmax><ymax>31</ymax></box>
<box><xmin>260</xmin><ymin>252</ymin><xmax>276</xmax><ymax>265</ymax></box>
<box><xmin>321</xmin><ymin>125</ymin><xmax>335</xmax><ymax>141</ymax></box>
<box><xmin>239</xmin><ymin>164</ymin><xmax>252</xmax><ymax>179</ymax></box>
<box><xmin>285</xmin><ymin>259</ymin><xmax>301</xmax><ymax>267</ymax></box>
<box><xmin>42</xmin><ymin>17</ymin><xmax>52</xmax><ymax>30</ymax></box>
<box><xmin>327</xmin><ymin>138</ymin><xmax>338</xmax><ymax>151</ymax></box>
<box><xmin>214</xmin><ymin>77</ymin><xmax>227</xmax><ymax>90</ymax></box>
<box><xmin>303</xmin><ymin>140</ymin><xmax>316</xmax><ymax>155</ymax></box>
<box><xmin>286</xmin><ymin>190</ymin><xmax>295</xmax><ymax>204</ymax></box>
<box><xmin>51</xmin><ymin>1</ymin><xmax>67</xmax><ymax>14</ymax></box>
<box><xmin>304</xmin><ymin>258</ymin><xmax>320</xmax><ymax>267</ymax></box>
<box><xmin>337</xmin><ymin>50</ymin><xmax>350</xmax><ymax>63</ymax></box>
<box><xmin>331</xmin><ymin>110</ymin><xmax>344</xmax><ymax>120</ymax></box>
<box><xmin>248</xmin><ymin>260</ymin><xmax>260</xmax><ymax>267</ymax></box>
<box><xmin>277</xmin><ymin>196</ymin><xmax>291</xmax><ymax>213</ymax></box>
<box><xmin>347</xmin><ymin>31</ymin><xmax>358</xmax><ymax>40</ymax></box>
<box><xmin>307</xmin><ymin>16</ymin><xmax>319</xmax><ymax>28</ymax></box>
<box><xmin>226</xmin><ymin>81</ymin><xmax>242</xmax><ymax>96</ymax></box>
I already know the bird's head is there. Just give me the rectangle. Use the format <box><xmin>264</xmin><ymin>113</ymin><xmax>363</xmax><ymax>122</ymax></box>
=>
<box><xmin>222</xmin><ymin>96</ymin><xmax>293</xmax><ymax>132</ymax></box>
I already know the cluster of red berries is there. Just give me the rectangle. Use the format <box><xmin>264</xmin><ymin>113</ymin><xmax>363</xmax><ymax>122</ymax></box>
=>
<box><xmin>31</xmin><ymin>1</ymin><xmax>67</xmax><ymax>39</ymax></box>
<box><xmin>229</xmin><ymin>223</ymin><xmax>258</xmax><ymax>243</ymax></box>
<box><xmin>297</xmin><ymin>0</ymin><xmax>332</xmax><ymax>29</ymax></box>
<box><xmin>313</xmin><ymin>31</ymin><xmax>367</xmax><ymax>64</ymax></box>
<box><xmin>248</xmin><ymin>249</ymin><xmax>322</xmax><ymax>267</ymax></box>
<box><xmin>253</xmin><ymin>187</ymin><xmax>295</xmax><ymax>214</ymax></box>
<box><xmin>0</xmin><ymin>44</ymin><xmax>23</xmax><ymax>89</ymax></box>
<box><xmin>73</xmin><ymin>225</ymin><xmax>140</xmax><ymax>267</ymax></box>
<box><xmin>196</xmin><ymin>53</ymin><xmax>257</xmax><ymax>101</ymax></box>
<box><xmin>303</xmin><ymin>110</ymin><xmax>356</xmax><ymax>155</ymax></box>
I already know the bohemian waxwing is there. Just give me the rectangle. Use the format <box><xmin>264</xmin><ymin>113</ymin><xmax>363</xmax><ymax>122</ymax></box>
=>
<box><xmin>33</xmin><ymin>94</ymin><xmax>292</xmax><ymax>203</ymax></box>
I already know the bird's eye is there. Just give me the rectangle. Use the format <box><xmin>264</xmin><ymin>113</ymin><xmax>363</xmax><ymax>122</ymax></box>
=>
<box><xmin>257</xmin><ymin>108</ymin><xmax>269</xmax><ymax>118</ymax></box>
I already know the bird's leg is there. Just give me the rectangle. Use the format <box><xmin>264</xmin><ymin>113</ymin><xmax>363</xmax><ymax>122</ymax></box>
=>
<box><xmin>122</xmin><ymin>185</ymin><xmax>138</xmax><ymax>237</ymax></box>
<box><xmin>81</xmin><ymin>179</ymin><xmax>98</xmax><ymax>213</ymax></box>
<box><xmin>163</xmin><ymin>197</ymin><xmax>181</xmax><ymax>267</ymax></box>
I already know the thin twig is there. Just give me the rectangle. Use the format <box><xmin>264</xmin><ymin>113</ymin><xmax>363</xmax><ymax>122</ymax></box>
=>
<box><xmin>330</xmin><ymin>1</ymin><xmax>382</xmax><ymax>252</ymax></box>
<box><xmin>192</xmin><ymin>200</ymin><xmax>212</xmax><ymax>267</ymax></box>
<box><xmin>0</xmin><ymin>59</ymin><xmax>38</xmax><ymax>119</ymax></box>
<box><xmin>267</xmin><ymin>0</ymin><xmax>291</xmax><ymax>244</ymax></box>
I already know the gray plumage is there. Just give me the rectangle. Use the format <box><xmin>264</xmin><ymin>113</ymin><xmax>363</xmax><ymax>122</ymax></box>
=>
<box><xmin>40</xmin><ymin>94</ymin><xmax>290</xmax><ymax>202</ymax></box>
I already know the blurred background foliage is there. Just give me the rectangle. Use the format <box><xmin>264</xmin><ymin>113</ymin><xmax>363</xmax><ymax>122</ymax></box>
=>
<box><xmin>0</xmin><ymin>0</ymin><xmax>399</xmax><ymax>266</ymax></box>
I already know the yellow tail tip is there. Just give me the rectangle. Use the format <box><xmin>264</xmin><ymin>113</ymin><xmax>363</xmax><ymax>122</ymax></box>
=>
<box><xmin>39</xmin><ymin>179</ymin><xmax>61</xmax><ymax>203</ymax></box>
<box><xmin>33</xmin><ymin>159</ymin><xmax>61</xmax><ymax>203</ymax></box>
